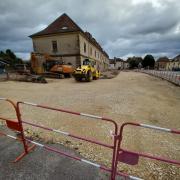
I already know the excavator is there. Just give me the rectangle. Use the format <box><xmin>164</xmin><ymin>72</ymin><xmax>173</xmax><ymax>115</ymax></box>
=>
<box><xmin>31</xmin><ymin>53</ymin><xmax>74</xmax><ymax>78</ymax></box>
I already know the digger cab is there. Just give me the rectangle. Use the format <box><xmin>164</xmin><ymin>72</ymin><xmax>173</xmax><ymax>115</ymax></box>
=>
<box><xmin>83</xmin><ymin>59</ymin><xmax>91</xmax><ymax>66</ymax></box>
<box><xmin>83</xmin><ymin>59</ymin><xmax>95</xmax><ymax>67</ymax></box>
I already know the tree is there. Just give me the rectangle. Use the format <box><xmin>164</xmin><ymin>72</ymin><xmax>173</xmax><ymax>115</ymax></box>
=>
<box><xmin>142</xmin><ymin>54</ymin><xmax>155</xmax><ymax>68</ymax></box>
<box><xmin>0</xmin><ymin>51</ymin><xmax>5</xmax><ymax>56</ymax></box>
<box><xmin>6</xmin><ymin>49</ymin><xmax>16</xmax><ymax>59</ymax></box>
<box><xmin>127</xmin><ymin>56</ymin><xmax>143</xmax><ymax>69</ymax></box>
<box><xmin>0</xmin><ymin>49</ymin><xmax>23</xmax><ymax>68</ymax></box>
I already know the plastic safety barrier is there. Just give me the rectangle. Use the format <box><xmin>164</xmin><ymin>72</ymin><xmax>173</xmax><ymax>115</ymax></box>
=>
<box><xmin>16</xmin><ymin>101</ymin><xmax>123</xmax><ymax>180</ymax></box>
<box><xmin>0</xmin><ymin>98</ymin><xmax>180</xmax><ymax>179</ymax></box>
<box><xmin>0</xmin><ymin>98</ymin><xmax>35</xmax><ymax>162</ymax></box>
<box><xmin>113</xmin><ymin>122</ymin><xmax>180</xmax><ymax>179</ymax></box>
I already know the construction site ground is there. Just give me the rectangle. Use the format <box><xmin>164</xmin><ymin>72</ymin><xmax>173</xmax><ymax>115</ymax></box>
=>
<box><xmin>0</xmin><ymin>71</ymin><xmax>180</xmax><ymax>179</ymax></box>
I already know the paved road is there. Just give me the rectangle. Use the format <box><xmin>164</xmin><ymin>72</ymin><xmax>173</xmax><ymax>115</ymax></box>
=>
<box><xmin>0</xmin><ymin>127</ymin><xmax>110</xmax><ymax>180</ymax></box>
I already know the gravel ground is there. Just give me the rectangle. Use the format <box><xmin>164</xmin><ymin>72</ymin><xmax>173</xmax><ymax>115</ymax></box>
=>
<box><xmin>0</xmin><ymin>71</ymin><xmax>180</xmax><ymax>179</ymax></box>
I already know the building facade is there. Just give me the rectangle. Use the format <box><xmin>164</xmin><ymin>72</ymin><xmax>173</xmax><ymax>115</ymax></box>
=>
<box><xmin>0</xmin><ymin>59</ymin><xmax>9</xmax><ymax>74</ymax></box>
<box><xmin>109</xmin><ymin>57</ymin><xmax>129</xmax><ymax>70</ymax></box>
<box><xmin>166</xmin><ymin>55</ymin><xmax>180</xmax><ymax>71</ymax></box>
<box><xmin>155</xmin><ymin>57</ymin><xmax>169</xmax><ymax>70</ymax></box>
<box><xmin>30</xmin><ymin>13</ymin><xmax>109</xmax><ymax>71</ymax></box>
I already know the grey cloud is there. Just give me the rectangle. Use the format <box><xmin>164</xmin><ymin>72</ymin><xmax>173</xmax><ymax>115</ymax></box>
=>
<box><xmin>0</xmin><ymin>0</ymin><xmax>180</xmax><ymax>60</ymax></box>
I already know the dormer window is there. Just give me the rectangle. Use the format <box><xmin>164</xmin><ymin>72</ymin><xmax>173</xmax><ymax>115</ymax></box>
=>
<box><xmin>62</xmin><ymin>26</ymin><xmax>68</xmax><ymax>30</ymax></box>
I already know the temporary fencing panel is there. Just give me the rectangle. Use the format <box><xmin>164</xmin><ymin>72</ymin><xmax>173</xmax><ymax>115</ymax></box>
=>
<box><xmin>0</xmin><ymin>98</ymin><xmax>180</xmax><ymax>179</ymax></box>
<box><xmin>0</xmin><ymin>98</ymin><xmax>35</xmax><ymax>162</ymax></box>
<box><xmin>113</xmin><ymin>122</ymin><xmax>180</xmax><ymax>179</ymax></box>
<box><xmin>16</xmin><ymin>101</ymin><xmax>120</xmax><ymax>180</ymax></box>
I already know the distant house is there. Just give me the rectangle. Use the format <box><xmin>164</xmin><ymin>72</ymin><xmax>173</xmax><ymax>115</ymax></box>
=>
<box><xmin>0</xmin><ymin>59</ymin><xmax>9</xmax><ymax>74</ymax></box>
<box><xmin>123</xmin><ymin>61</ymin><xmax>130</xmax><ymax>69</ymax></box>
<box><xmin>166</xmin><ymin>55</ymin><xmax>180</xmax><ymax>71</ymax></box>
<box><xmin>114</xmin><ymin>58</ymin><xmax>125</xmax><ymax>70</ymax></box>
<box><xmin>155</xmin><ymin>57</ymin><xmax>169</xmax><ymax>70</ymax></box>
<box><xmin>29</xmin><ymin>13</ymin><xmax>109</xmax><ymax>71</ymax></box>
<box><xmin>109</xmin><ymin>57</ymin><xmax>129</xmax><ymax>70</ymax></box>
<box><xmin>109</xmin><ymin>59</ymin><xmax>116</xmax><ymax>69</ymax></box>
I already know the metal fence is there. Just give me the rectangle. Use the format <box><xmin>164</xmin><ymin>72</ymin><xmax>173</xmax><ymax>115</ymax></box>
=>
<box><xmin>136</xmin><ymin>70</ymin><xmax>180</xmax><ymax>86</ymax></box>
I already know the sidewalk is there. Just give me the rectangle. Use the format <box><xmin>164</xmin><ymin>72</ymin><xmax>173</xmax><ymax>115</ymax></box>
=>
<box><xmin>0</xmin><ymin>126</ymin><xmax>110</xmax><ymax>180</ymax></box>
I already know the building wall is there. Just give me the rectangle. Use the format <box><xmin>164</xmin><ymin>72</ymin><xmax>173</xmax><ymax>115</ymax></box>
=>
<box><xmin>109</xmin><ymin>61</ymin><xmax>129</xmax><ymax>70</ymax></box>
<box><xmin>32</xmin><ymin>33</ymin><xmax>79</xmax><ymax>55</ymax></box>
<box><xmin>156</xmin><ymin>62</ymin><xmax>168</xmax><ymax>70</ymax></box>
<box><xmin>115</xmin><ymin>61</ymin><xmax>124</xmax><ymax>70</ymax></box>
<box><xmin>32</xmin><ymin>32</ymin><xmax>109</xmax><ymax>71</ymax></box>
<box><xmin>109</xmin><ymin>63</ymin><xmax>115</xmax><ymax>69</ymax></box>
<box><xmin>79</xmin><ymin>34</ymin><xmax>109</xmax><ymax>71</ymax></box>
<box><xmin>123</xmin><ymin>62</ymin><xmax>129</xmax><ymax>69</ymax></box>
<box><xmin>166</xmin><ymin>61</ymin><xmax>180</xmax><ymax>70</ymax></box>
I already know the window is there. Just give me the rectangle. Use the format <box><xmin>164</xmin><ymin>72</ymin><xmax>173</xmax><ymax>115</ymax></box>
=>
<box><xmin>84</xmin><ymin>42</ymin><xmax>86</xmax><ymax>53</ymax></box>
<box><xmin>90</xmin><ymin>47</ymin><xmax>92</xmax><ymax>55</ymax></box>
<box><xmin>62</xmin><ymin>26</ymin><xmax>68</xmax><ymax>30</ymax></box>
<box><xmin>33</xmin><ymin>42</ymin><xmax>36</xmax><ymax>52</ymax></box>
<box><xmin>52</xmin><ymin>41</ymin><xmax>58</xmax><ymax>52</ymax></box>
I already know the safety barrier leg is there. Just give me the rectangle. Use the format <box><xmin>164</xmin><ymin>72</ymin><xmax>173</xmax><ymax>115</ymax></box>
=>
<box><xmin>112</xmin><ymin>122</ymin><xmax>180</xmax><ymax>180</ymax></box>
<box><xmin>0</xmin><ymin>98</ymin><xmax>36</xmax><ymax>162</ymax></box>
<box><xmin>14</xmin><ymin>104</ymin><xmax>36</xmax><ymax>162</ymax></box>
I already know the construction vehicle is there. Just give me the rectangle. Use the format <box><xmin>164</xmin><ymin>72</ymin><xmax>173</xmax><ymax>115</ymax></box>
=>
<box><xmin>31</xmin><ymin>53</ymin><xmax>74</xmax><ymax>78</ymax></box>
<box><xmin>73</xmin><ymin>59</ymin><xmax>100</xmax><ymax>82</ymax></box>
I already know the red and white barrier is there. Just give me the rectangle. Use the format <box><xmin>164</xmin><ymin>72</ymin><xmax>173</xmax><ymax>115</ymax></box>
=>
<box><xmin>1</xmin><ymin>98</ymin><xmax>180</xmax><ymax>180</ymax></box>
<box><xmin>17</xmin><ymin>101</ymin><xmax>118</xmax><ymax>180</ymax></box>
<box><xmin>0</xmin><ymin>130</ymin><xmax>142</xmax><ymax>180</ymax></box>
<box><xmin>112</xmin><ymin>122</ymin><xmax>180</xmax><ymax>179</ymax></box>
<box><xmin>0</xmin><ymin>98</ymin><xmax>36</xmax><ymax>162</ymax></box>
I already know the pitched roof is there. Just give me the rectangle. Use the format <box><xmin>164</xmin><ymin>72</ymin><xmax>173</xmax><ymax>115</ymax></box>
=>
<box><xmin>109</xmin><ymin>59</ymin><xmax>116</xmax><ymax>64</ymax></box>
<box><xmin>114</xmin><ymin>57</ymin><xmax>124</xmax><ymax>62</ymax></box>
<box><xmin>173</xmin><ymin>54</ymin><xmax>180</xmax><ymax>62</ymax></box>
<box><xmin>84</xmin><ymin>31</ymin><xmax>109</xmax><ymax>58</ymax></box>
<box><xmin>29</xmin><ymin>13</ymin><xmax>109</xmax><ymax>58</ymax></box>
<box><xmin>156</xmin><ymin>57</ymin><xmax>169</xmax><ymax>62</ymax></box>
<box><xmin>29</xmin><ymin>13</ymin><xmax>83</xmax><ymax>37</ymax></box>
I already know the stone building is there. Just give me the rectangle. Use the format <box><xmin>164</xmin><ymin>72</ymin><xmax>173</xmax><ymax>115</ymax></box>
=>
<box><xmin>29</xmin><ymin>13</ymin><xmax>109</xmax><ymax>71</ymax></box>
<box><xmin>155</xmin><ymin>57</ymin><xmax>169</xmax><ymax>70</ymax></box>
<box><xmin>109</xmin><ymin>57</ymin><xmax>129</xmax><ymax>70</ymax></box>
<box><xmin>166</xmin><ymin>55</ymin><xmax>180</xmax><ymax>71</ymax></box>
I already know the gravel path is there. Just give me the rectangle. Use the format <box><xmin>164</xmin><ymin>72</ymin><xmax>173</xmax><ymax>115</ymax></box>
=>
<box><xmin>0</xmin><ymin>71</ymin><xmax>180</xmax><ymax>179</ymax></box>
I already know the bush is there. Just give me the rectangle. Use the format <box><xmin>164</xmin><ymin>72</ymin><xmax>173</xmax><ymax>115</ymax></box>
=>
<box><xmin>142</xmin><ymin>54</ymin><xmax>155</xmax><ymax>68</ymax></box>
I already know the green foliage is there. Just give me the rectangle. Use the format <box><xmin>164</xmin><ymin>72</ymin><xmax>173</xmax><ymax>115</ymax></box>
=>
<box><xmin>142</xmin><ymin>54</ymin><xmax>155</xmax><ymax>68</ymax></box>
<box><xmin>6</xmin><ymin>49</ymin><xmax>16</xmax><ymax>59</ymax></box>
<box><xmin>0</xmin><ymin>49</ymin><xmax>23</xmax><ymax>68</ymax></box>
<box><xmin>127</xmin><ymin>56</ymin><xmax>143</xmax><ymax>69</ymax></box>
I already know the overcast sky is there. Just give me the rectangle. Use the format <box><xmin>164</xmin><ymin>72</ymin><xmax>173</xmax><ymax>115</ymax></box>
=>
<box><xmin>0</xmin><ymin>0</ymin><xmax>180</xmax><ymax>60</ymax></box>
